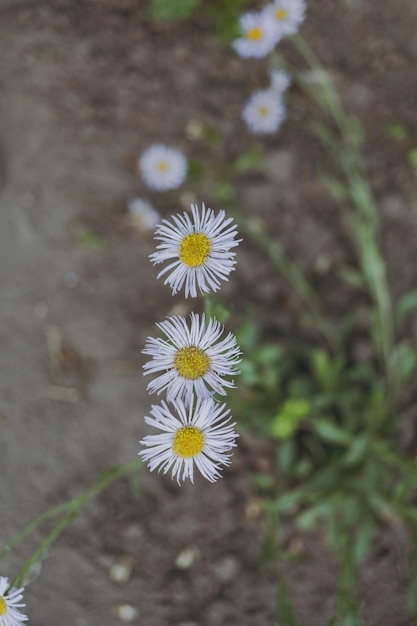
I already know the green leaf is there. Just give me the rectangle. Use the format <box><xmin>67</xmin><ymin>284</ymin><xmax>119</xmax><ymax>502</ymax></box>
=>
<box><xmin>311</xmin><ymin>348</ymin><xmax>337</xmax><ymax>390</ymax></box>
<box><xmin>396</xmin><ymin>289</ymin><xmax>417</xmax><ymax>326</ymax></box>
<box><xmin>336</xmin><ymin>265</ymin><xmax>365</xmax><ymax>289</ymax></box>
<box><xmin>343</xmin><ymin>435</ymin><xmax>369</xmax><ymax>467</ymax></box>
<box><xmin>385</xmin><ymin>123</ymin><xmax>407</xmax><ymax>141</ymax></box>
<box><xmin>236</xmin><ymin>319</ymin><xmax>259</xmax><ymax>351</ymax></box>
<box><xmin>256</xmin><ymin>344</ymin><xmax>283</xmax><ymax>365</ymax></box>
<box><xmin>321</xmin><ymin>174</ymin><xmax>347</xmax><ymax>201</ymax></box>
<box><xmin>277</xmin><ymin>438</ymin><xmax>295</xmax><ymax>473</ymax></box>
<box><xmin>313</xmin><ymin>419</ymin><xmax>352</xmax><ymax>445</ymax></box>
<box><xmin>78</xmin><ymin>231</ymin><xmax>104</xmax><ymax>250</ymax></box>
<box><xmin>297</xmin><ymin>501</ymin><xmax>330</xmax><ymax>531</ymax></box>
<box><xmin>233</xmin><ymin>145</ymin><xmax>263</xmax><ymax>173</ymax></box>
<box><xmin>212</xmin><ymin>182</ymin><xmax>235</xmax><ymax>202</ymax></box>
<box><xmin>149</xmin><ymin>0</ymin><xmax>199</xmax><ymax>20</ymax></box>
<box><xmin>408</xmin><ymin>148</ymin><xmax>417</xmax><ymax>169</ymax></box>
<box><xmin>353</xmin><ymin>518</ymin><xmax>374</xmax><ymax>562</ymax></box>
<box><xmin>270</xmin><ymin>398</ymin><xmax>310</xmax><ymax>439</ymax></box>
<box><xmin>391</xmin><ymin>340</ymin><xmax>417</xmax><ymax>386</ymax></box>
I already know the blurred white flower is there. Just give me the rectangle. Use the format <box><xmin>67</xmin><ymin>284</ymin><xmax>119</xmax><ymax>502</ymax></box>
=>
<box><xmin>242</xmin><ymin>89</ymin><xmax>286</xmax><ymax>134</ymax></box>
<box><xmin>142</xmin><ymin>313</ymin><xmax>241</xmax><ymax>406</ymax></box>
<box><xmin>139</xmin><ymin>144</ymin><xmax>187</xmax><ymax>191</ymax></box>
<box><xmin>232</xmin><ymin>12</ymin><xmax>280</xmax><ymax>59</ymax></box>
<box><xmin>262</xmin><ymin>0</ymin><xmax>306</xmax><ymax>37</ymax></box>
<box><xmin>139</xmin><ymin>397</ymin><xmax>238</xmax><ymax>484</ymax></box>
<box><xmin>128</xmin><ymin>197</ymin><xmax>161</xmax><ymax>232</ymax></box>
<box><xmin>0</xmin><ymin>577</ymin><xmax>28</xmax><ymax>626</ymax></box>
<box><xmin>149</xmin><ymin>203</ymin><xmax>241</xmax><ymax>298</ymax></box>
<box><xmin>269</xmin><ymin>68</ymin><xmax>291</xmax><ymax>93</ymax></box>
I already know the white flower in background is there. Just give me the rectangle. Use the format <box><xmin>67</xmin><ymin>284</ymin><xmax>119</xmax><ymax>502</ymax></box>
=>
<box><xmin>139</xmin><ymin>397</ymin><xmax>238</xmax><ymax>484</ymax></box>
<box><xmin>142</xmin><ymin>313</ymin><xmax>241</xmax><ymax>406</ymax></box>
<box><xmin>269</xmin><ymin>68</ymin><xmax>291</xmax><ymax>93</ymax></box>
<box><xmin>150</xmin><ymin>203</ymin><xmax>241</xmax><ymax>298</ymax></box>
<box><xmin>139</xmin><ymin>144</ymin><xmax>187</xmax><ymax>191</ymax></box>
<box><xmin>262</xmin><ymin>0</ymin><xmax>306</xmax><ymax>37</ymax></box>
<box><xmin>128</xmin><ymin>197</ymin><xmax>161</xmax><ymax>232</ymax></box>
<box><xmin>242</xmin><ymin>89</ymin><xmax>286</xmax><ymax>134</ymax></box>
<box><xmin>232</xmin><ymin>12</ymin><xmax>281</xmax><ymax>59</ymax></box>
<box><xmin>0</xmin><ymin>577</ymin><xmax>28</xmax><ymax>626</ymax></box>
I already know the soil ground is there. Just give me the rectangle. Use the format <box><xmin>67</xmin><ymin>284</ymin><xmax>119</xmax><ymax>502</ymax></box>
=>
<box><xmin>1</xmin><ymin>0</ymin><xmax>417</xmax><ymax>624</ymax></box>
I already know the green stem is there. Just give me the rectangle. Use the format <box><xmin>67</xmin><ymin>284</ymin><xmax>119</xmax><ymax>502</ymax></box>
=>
<box><xmin>7</xmin><ymin>459</ymin><xmax>142</xmax><ymax>589</ymax></box>
<box><xmin>237</xmin><ymin>214</ymin><xmax>340</xmax><ymax>354</ymax></box>
<box><xmin>290</xmin><ymin>34</ymin><xmax>398</xmax><ymax>402</ymax></box>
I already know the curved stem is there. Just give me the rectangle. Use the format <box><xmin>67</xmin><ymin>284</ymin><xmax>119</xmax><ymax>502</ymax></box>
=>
<box><xmin>7</xmin><ymin>458</ymin><xmax>142</xmax><ymax>589</ymax></box>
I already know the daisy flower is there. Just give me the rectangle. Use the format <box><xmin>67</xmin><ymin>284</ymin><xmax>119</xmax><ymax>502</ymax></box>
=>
<box><xmin>269</xmin><ymin>68</ymin><xmax>291</xmax><ymax>93</ymax></box>
<box><xmin>0</xmin><ymin>577</ymin><xmax>28</xmax><ymax>626</ymax></box>
<box><xmin>139</xmin><ymin>144</ymin><xmax>187</xmax><ymax>192</ymax></box>
<box><xmin>139</xmin><ymin>397</ymin><xmax>238</xmax><ymax>484</ymax></box>
<box><xmin>142</xmin><ymin>313</ymin><xmax>242</xmax><ymax>406</ymax></box>
<box><xmin>262</xmin><ymin>0</ymin><xmax>306</xmax><ymax>38</ymax></box>
<box><xmin>149</xmin><ymin>203</ymin><xmax>241</xmax><ymax>298</ymax></box>
<box><xmin>128</xmin><ymin>197</ymin><xmax>161</xmax><ymax>232</ymax></box>
<box><xmin>242</xmin><ymin>89</ymin><xmax>286</xmax><ymax>134</ymax></box>
<box><xmin>232</xmin><ymin>12</ymin><xmax>281</xmax><ymax>59</ymax></box>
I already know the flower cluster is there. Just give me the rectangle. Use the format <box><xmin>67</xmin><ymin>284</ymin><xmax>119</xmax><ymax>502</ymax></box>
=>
<box><xmin>233</xmin><ymin>0</ymin><xmax>306</xmax><ymax>135</ymax></box>
<box><xmin>232</xmin><ymin>0</ymin><xmax>306</xmax><ymax>60</ymax></box>
<box><xmin>139</xmin><ymin>203</ymin><xmax>242</xmax><ymax>484</ymax></box>
<box><xmin>0</xmin><ymin>577</ymin><xmax>28</xmax><ymax>626</ymax></box>
<box><xmin>128</xmin><ymin>144</ymin><xmax>188</xmax><ymax>233</ymax></box>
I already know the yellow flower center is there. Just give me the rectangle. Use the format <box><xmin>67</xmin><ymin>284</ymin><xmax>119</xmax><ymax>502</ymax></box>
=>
<box><xmin>246</xmin><ymin>26</ymin><xmax>262</xmax><ymax>41</ymax></box>
<box><xmin>174</xmin><ymin>346</ymin><xmax>210</xmax><ymax>379</ymax></box>
<box><xmin>173</xmin><ymin>426</ymin><xmax>204</xmax><ymax>457</ymax></box>
<box><xmin>0</xmin><ymin>597</ymin><xmax>6</xmax><ymax>616</ymax></box>
<box><xmin>258</xmin><ymin>106</ymin><xmax>269</xmax><ymax>116</ymax></box>
<box><xmin>157</xmin><ymin>161</ymin><xmax>168</xmax><ymax>172</ymax></box>
<box><xmin>179</xmin><ymin>233</ymin><xmax>211</xmax><ymax>267</ymax></box>
<box><xmin>275</xmin><ymin>8</ymin><xmax>287</xmax><ymax>20</ymax></box>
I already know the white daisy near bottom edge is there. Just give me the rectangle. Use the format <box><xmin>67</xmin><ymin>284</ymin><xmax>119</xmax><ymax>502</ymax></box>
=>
<box><xmin>139</xmin><ymin>397</ymin><xmax>239</xmax><ymax>484</ymax></box>
<box><xmin>150</xmin><ymin>202</ymin><xmax>241</xmax><ymax>298</ymax></box>
<box><xmin>0</xmin><ymin>577</ymin><xmax>28</xmax><ymax>626</ymax></box>
<box><xmin>242</xmin><ymin>89</ymin><xmax>286</xmax><ymax>135</ymax></box>
<box><xmin>138</xmin><ymin>144</ymin><xmax>187</xmax><ymax>192</ymax></box>
<box><xmin>142</xmin><ymin>313</ymin><xmax>242</xmax><ymax>406</ymax></box>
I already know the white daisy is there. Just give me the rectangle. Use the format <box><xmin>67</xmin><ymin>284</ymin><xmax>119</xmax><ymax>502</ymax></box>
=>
<box><xmin>242</xmin><ymin>89</ymin><xmax>286</xmax><ymax>134</ymax></box>
<box><xmin>142</xmin><ymin>313</ymin><xmax>242</xmax><ymax>406</ymax></box>
<box><xmin>139</xmin><ymin>144</ymin><xmax>187</xmax><ymax>192</ymax></box>
<box><xmin>149</xmin><ymin>203</ymin><xmax>241</xmax><ymax>298</ymax></box>
<box><xmin>262</xmin><ymin>0</ymin><xmax>306</xmax><ymax>37</ymax></box>
<box><xmin>0</xmin><ymin>577</ymin><xmax>28</xmax><ymax>626</ymax></box>
<box><xmin>139</xmin><ymin>397</ymin><xmax>238</xmax><ymax>484</ymax></box>
<box><xmin>269</xmin><ymin>68</ymin><xmax>291</xmax><ymax>93</ymax></box>
<box><xmin>128</xmin><ymin>197</ymin><xmax>161</xmax><ymax>232</ymax></box>
<box><xmin>232</xmin><ymin>11</ymin><xmax>281</xmax><ymax>59</ymax></box>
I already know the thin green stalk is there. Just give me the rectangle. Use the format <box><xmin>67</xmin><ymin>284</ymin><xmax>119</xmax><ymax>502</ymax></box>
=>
<box><xmin>0</xmin><ymin>501</ymin><xmax>73</xmax><ymax>561</ymax></box>
<box><xmin>237</xmin><ymin>213</ymin><xmax>340</xmax><ymax>353</ymax></box>
<box><xmin>7</xmin><ymin>459</ymin><xmax>142</xmax><ymax>589</ymax></box>
<box><xmin>290</xmin><ymin>34</ymin><xmax>398</xmax><ymax>402</ymax></box>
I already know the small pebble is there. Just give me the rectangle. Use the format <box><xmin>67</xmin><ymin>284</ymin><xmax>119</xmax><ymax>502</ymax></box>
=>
<box><xmin>109</xmin><ymin>556</ymin><xmax>134</xmax><ymax>583</ymax></box>
<box><xmin>113</xmin><ymin>603</ymin><xmax>139</xmax><ymax>623</ymax></box>
<box><xmin>175</xmin><ymin>546</ymin><xmax>200</xmax><ymax>570</ymax></box>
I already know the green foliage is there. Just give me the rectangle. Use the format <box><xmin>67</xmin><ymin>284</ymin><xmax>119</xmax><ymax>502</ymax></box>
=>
<box><xmin>77</xmin><ymin>230</ymin><xmax>105</xmax><ymax>250</ymax></box>
<box><xmin>203</xmin><ymin>0</ymin><xmax>252</xmax><ymax>42</ymax></box>
<box><xmin>149</xmin><ymin>0</ymin><xmax>199</xmax><ymax>21</ymax></box>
